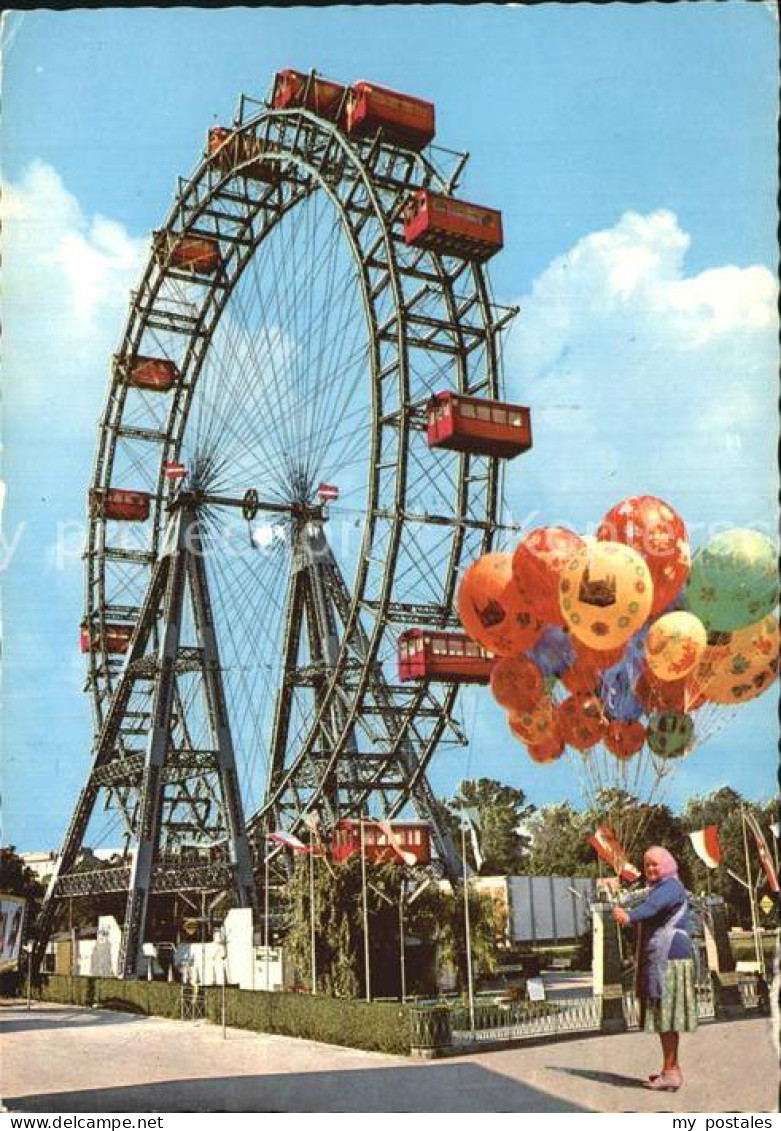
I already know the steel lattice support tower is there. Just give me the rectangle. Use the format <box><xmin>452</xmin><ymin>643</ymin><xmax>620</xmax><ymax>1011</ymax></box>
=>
<box><xmin>33</xmin><ymin>505</ymin><xmax>257</xmax><ymax>977</ymax></box>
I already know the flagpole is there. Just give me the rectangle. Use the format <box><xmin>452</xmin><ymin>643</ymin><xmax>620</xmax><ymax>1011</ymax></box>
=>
<box><xmin>399</xmin><ymin>883</ymin><xmax>407</xmax><ymax>1005</ymax></box>
<box><xmin>264</xmin><ymin>843</ymin><xmax>270</xmax><ymax>992</ymax></box>
<box><xmin>741</xmin><ymin>806</ymin><xmax>765</xmax><ymax>979</ymax></box>
<box><xmin>309</xmin><ymin>838</ymin><xmax>317</xmax><ymax>994</ymax></box>
<box><xmin>360</xmin><ymin>815</ymin><xmax>371</xmax><ymax>1002</ymax></box>
<box><xmin>461</xmin><ymin>822</ymin><xmax>475</xmax><ymax>1032</ymax></box>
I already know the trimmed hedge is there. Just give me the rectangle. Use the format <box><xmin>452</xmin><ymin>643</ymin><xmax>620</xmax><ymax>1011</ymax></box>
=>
<box><xmin>206</xmin><ymin>987</ymin><xmax>410</xmax><ymax>1055</ymax></box>
<box><xmin>34</xmin><ymin>975</ymin><xmax>411</xmax><ymax>1055</ymax></box>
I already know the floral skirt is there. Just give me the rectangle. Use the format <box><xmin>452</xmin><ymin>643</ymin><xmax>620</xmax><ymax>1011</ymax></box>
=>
<box><xmin>640</xmin><ymin>958</ymin><xmax>699</xmax><ymax>1033</ymax></box>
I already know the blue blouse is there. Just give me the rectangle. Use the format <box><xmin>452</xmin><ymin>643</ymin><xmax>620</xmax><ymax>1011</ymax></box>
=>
<box><xmin>627</xmin><ymin>876</ymin><xmax>693</xmax><ymax>998</ymax></box>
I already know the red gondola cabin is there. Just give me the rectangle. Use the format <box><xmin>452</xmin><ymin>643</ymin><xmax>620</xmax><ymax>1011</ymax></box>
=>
<box><xmin>398</xmin><ymin>629</ymin><xmax>494</xmax><ymax>684</ymax></box>
<box><xmin>207</xmin><ymin>127</ymin><xmax>280</xmax><ymax>184</ymax></box>
<box><xmin>80</xmin><ymin>621</ymin><xmax>134</xmax><ymax>655</ymax></box>
<box><xmin>331</xmin><ymin>819</ymin><xmax>431</xmax><ymax>866</ymax></box>
<box><xmin>346</xmin><ymin>81</ymin><xmax>435</xmax><ymax>151</ymax></box>
<box><xmin>126</xmin><ymin>356</ymin><xmax>179</xmax><ymax>393</ymax></box>
<box><xmin>403</xmin><ymin>190</ymin><xmax>503</xmax><ymax>262</ymax></box>
<box><xmin>272</xmin><ymin>69</ymin><xmax>348</xmax><ymax>123</ymax></box>
<box><xmin>153</xmin><ymin>231</ymin><xmax>222</xmax><ymax>276</ymax></box>
<box><xmin>427</xmin><ymin>392</ymin><xmax>532</xmax><ymax>459</ymax></box>
<box><xmin>89</xmin><ymin>488</ymin><xmax>151</xmax><ymax>523</ymax></box>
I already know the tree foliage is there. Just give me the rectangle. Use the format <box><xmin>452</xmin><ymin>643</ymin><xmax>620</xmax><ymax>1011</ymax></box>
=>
<box><xmin>446</xmin><ymin>778</ymin><xmax>535</xmax><ymax>874</ymax></box>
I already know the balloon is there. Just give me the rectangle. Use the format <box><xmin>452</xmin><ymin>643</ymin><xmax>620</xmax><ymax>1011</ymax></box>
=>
<box><xmin>490</xmin><ymin>655</ymin><xmax>544</xmax><ymax>712</ymax></box>
<box><xmin>572</xmin><ymin>638</ymin><xmax>627</xmax><ymax>672</ymax></box>
<box><xmin>646</xmin><ymin>711</ymin><xmax>695</xmax><ymax>758</ymax></box>
<box><xmin>525</xmin><ymin>735</ymin><xmax>566</xmax><ymax>764</ymax></box>
<box><xmin>597</xmin><ymin>495</ymin><xmax>690</xmax><ymax>615</ymax></box>
<box><xmin>644</xmin><ymin>611</ymin><xmax>708</xmax><ymax>682</ymax></box>
<box><xmin>600</xmin><ymin>660</ymin><xmax>644</xmax><ymax>721</ymax></box>
<box><xmin>691</xmin><ymin>615</ymin><xmax>779</xmax><ymax>705</ymax></box>
<box><xmin>556</xmin><ymin>693</ymin><xmax>605</xmax><ymax>751</ymax></box>
<box><xmin>528</xmin><ymin>625</ymin><xmax>576</xmax><ymax>677</ymax></box>
<box><xmin>604</xmin><ymin>719</ymin><xmax>646</xmax><ymax>760</ymax></box>
<box><xmin>635</xmin><ymin>665</ymin><xmax>704</xmax><ymax>714</ymax></box>
<box><xmin>559</xmin><ymin>541</ymin><xmax>654</xmax><ymax>650</ymax></box>
<box><xmin>508</xmin><ymin>698</ymin><xmax>559</xmax><ymax>746</ymax></box>
<box><xmin>681</xmin><ymin>529</ymin><xmax>778</xmax><ymax>633</ymax></box>
<box><xmin>458</xmin><ymin>553</ymin><xmax>544</xmax><ymax>656</ymax></box>
<box><xmin>512</xmin><ymin>527</ymin><xmax>585</xmax><ymax>624</ymax></box>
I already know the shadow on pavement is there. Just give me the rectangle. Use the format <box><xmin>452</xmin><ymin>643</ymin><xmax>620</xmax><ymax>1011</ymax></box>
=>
<box><xmin>7</xmin><ymin>1064</ymin><xmax>593</xmax><ymax>1113</ymax></box>
<box><xmin>1</xmin><ymin>1008</ymin><xmax>147</xmax><ymax>1036</ymax></box>
<box><xmin>552</xmin><ymin>1066</ymin><xmax>644</xmax><ymax>1089</ymax></box>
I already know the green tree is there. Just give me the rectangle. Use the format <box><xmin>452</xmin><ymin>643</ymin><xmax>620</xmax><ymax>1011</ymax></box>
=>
<box><xmin>525</xmin><ymin>803</ymin><xmax>597</xmax><ymax>876</ymax></box>
<box><xmin>447</xmin><ymin>778</ymin><xmax>535</xmax><ymax>874</ymax></box>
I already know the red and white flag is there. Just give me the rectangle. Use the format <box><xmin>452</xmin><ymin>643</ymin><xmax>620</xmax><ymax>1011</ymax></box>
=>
<box><xmin>163</xmin><ymin>461</ymin><xmax>187</xmax><ymax>481</ymax></box>
<box><xmin>588</xmin><ymin>824</ymin><xmax>641</xmax><ymax>883</ymax></box>
<box><xmin>317</xmin><ymin>483</ymin><xmax>339</xmax><ymax>502</ymax></box>
<box><xmin>374</xmin><ymin>819</ymin><xmax>417</xmax><ymax>867</ymax></box>
<box><xmin>689</xmin><ymin>825</ymin><xmax>722</xmax><ymax>870</ymax></box>
<box><xmin>268</xmin><ymin>830</ymin><xmax>312</xmax><ymax>854</ymax></box>
<box><xmin>744</xmin><ymin>811</ymin><xmax>780</xmax><ymax>894</ymax></box>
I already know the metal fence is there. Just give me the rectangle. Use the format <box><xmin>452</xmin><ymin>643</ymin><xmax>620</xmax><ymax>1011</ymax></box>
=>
<box><xmin>450</xmin><ymin>973</ymin><xmax>749</xmax><ymax>1045</ymax></box>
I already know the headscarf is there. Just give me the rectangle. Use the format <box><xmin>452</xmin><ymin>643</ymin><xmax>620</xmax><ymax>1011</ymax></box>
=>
<box><xmin>645</xmin><ymin>845</ymin><xmax>678</xmax><ymax>882</ymax></box>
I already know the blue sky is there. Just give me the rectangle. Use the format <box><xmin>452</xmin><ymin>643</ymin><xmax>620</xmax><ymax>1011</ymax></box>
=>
<box><xmin>2</xmin><ymin>4</ymin><xmax>778</xmax><ymax>852</ymax></box>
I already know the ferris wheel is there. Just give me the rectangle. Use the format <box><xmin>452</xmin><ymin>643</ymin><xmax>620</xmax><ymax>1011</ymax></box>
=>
<box><xmin>35</xmin><ymin>71</ymin><xmax>526</xmax><ymax>974</ymax></box>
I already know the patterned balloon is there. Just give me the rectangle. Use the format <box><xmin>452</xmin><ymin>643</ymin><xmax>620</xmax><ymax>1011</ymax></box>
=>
<box><xmin>458</xmin><ymin>553</ymin><xmax>544</xmax><ymax>656</ymax></box>
<box><xmin>600</xmin><ymin>660</ymin><xmax>645</xmax><ymax>721</ymax></box>
<box><xmin>597</xmin><ymin>495</ymin><xmax>690</xmax><ymax>615</ymax></box>
<box><xmin>556</xmin><ymin>693</ymin><xmax>605</xmax><ymax>751</ymax></box>
<box><xmin>646</xmin><ymin>711</ymin><xmax>695</xmax><ymax>758</ymax></box>
<box><xmin>490</xmin><ymin>655</ymin><xmax>544</xmax><ymax>712</ymax></box>
<box><xmin>508</xmin><ymin>698</ymin><xmax>559</xmax><ymax>746</ymax></box>
<box><xmin>644</xmin><ymin>611</ymin><xmax>708</xmax><ymax>682</ymax></box>
<box><xmin>528</xmin><ymin>626</ymin><xmax>576</xmax><ymax>677</ymax></box>
<box><xmin>604</xmin><ymin>719</ymin><xmax>646</xmax><ymax>760</ymax></box>
<box><xmin>559</xmin><ymin>541</ymin><xmax>654</xmax><ymax>651</ymax></box>
<box><xmin>691</xmin><ymin>615</ymin><xmax>779</xmax><ymax>705</ymax></box>
<box><xmin>681</xmin><ymin>529</ymin><xmax>778</xmax><ymax>632</ymax></box>
<box><xmin>525</xmin><ymin>735</ymin><xmax>566</xmax><ymax>764</ymax></box>
<box><xmin>635</xmin><ymin>665</ymin><xmax>704</xmax><ymax>714</ymax></box>
<box><xmin>512</xmin><ymin>526</ymin><xmax>585</xmax><ymax>624</ymax></box>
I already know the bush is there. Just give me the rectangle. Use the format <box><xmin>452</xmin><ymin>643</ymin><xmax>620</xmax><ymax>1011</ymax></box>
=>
<box><xmin>205</xmin><ymin>987</ymin><xmax>411</xmax><ymax>1055</ymax></box>
<box><xmin>33</xmin><ymin>975</ymin><xmax>412</xmax><ymax>1055</ymax></box>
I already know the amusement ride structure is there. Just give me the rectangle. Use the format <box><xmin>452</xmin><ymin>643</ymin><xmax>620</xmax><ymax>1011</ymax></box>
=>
<box><xmin>33</xmin><ymin>71</ymin><xmax>532</xmax><ymax>975</ymax></box>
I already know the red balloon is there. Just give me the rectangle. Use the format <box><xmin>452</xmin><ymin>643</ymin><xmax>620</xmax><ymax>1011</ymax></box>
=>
<box><xmin>512</xmin><ymin>527</ymin><xmax>585</xmax><ymax>625</ymax></box>
<box><xmin>458</xmin><ymin>553</ymin><xmax>544</xmax><ymax>656</ymax></box>
<box><xmin>635</xmin><ymin>664</ymin><xmax>705</xmax><ymax>713</ymax></box>
<box><xmin>490</xmin><ymin>655</ymin><xmax>544</xmax><ymax>711</ymax></box>
<box><xmin>508</xmin><ymin>698</ymin><xmax>558</xmax><ymax>746</ymax></box>
<box><xmin>526</xmin><ymin>736</ymin><xmax>566</xmax><ymax>764</ymax></box>
<box><xmin>556</xmin><ymin>693</ymin><xmax>605</xmax><ymax>751</ymax></box>
<box><xmin>562</xmin><ymin>640</ymin><xmax>626</xmax><ymax>694</ymax></box>
<box><xmin>572</xmin><ymin>639</ymin><xmax>627</xmax><ymax>672</ymax></box>
<box><xmin>597</xmin><ymin>495</ymin><xmax>690</xmax><ymax>614</ymax></box>
<box><xmin>604</xmin><ymin>719</ymin><xmax>646</xmax><ymax>760</ymax></box>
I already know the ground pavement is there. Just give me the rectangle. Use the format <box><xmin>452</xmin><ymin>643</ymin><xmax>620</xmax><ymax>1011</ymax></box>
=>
<box><xmin>1</xmin><ymin>1001</ymin><xmax>777</xmax><ymax>1113</ymax></box>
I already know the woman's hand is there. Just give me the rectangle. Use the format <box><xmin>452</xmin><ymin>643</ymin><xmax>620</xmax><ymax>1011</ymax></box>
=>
<box><xmin>612</xmin><ymin>906</ymin><xmax>630</xmax><ymax>927</ymax></box>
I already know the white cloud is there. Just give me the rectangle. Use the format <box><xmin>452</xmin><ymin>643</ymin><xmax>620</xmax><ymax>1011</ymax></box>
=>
<box><xmin>505</xmin><ymin>209</ymin><xmax>779</xmax><ymax>529</ymax></box>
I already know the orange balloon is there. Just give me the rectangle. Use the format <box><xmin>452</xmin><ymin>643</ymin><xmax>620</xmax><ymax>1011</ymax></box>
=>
<box><xmin>508</xmin><ymin>698</ymin><xmax>558</xmax><ymax>746</ymax></box>
<box><xmin>691</xmin><ymin>616</ymin><xmax>779</xmax><ymax>705</ymax></box>
<box><xmin>604</xmin><ymin>719</ymin><xmax>646</xmax><ymax>760</ymax></box>
<box><xmin>512</xmin><ymin>527</ymin><xmax>585</xmax><ymax>625</ymax></box>
<box><xmin>556</xmin><ymin>693</ymin><xmax>605</xmax><ymax>751</ymax></box>
<box><xmin>572</xmin><ymin>639</ymin><xmax>627</xmax><ymax>672</ymax></box>
<box><xmin>490</xmin><ymin>655</ymin><xmax>544</xmax><ymax>712</ymax></box>
<box><xmin>559</xmin><ymin>541</ymin><xmax>654</xmax><ymax>651</ymax></box>
<box><xmin>526</xmin><ymin>736</ymin><xmax>566</xmax><ymax>764</ymax></box>
<box><xmin>458</xmin><ymin>553</ymin><xmax>544</xmax><ymax>657</ymax></box>
<box><xmin>636</xmin><ymin>666</ymin><xmax>705</xmax><ymax>714</ymax></box>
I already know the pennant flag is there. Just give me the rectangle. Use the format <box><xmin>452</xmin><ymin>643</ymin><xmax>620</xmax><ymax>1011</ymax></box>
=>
<box><xmin>588</xmin><ymin>824</ymin><xmax>641</xmax><ymax>883</ymax></box>
<box><xmin>374</xmin><ymin>819</ymin><xmax>417</xmax><ymax>867</ymax></box>
<box><xmin>302</xmin><ymin>811</ymin><xmax>326</xmax><ymax>857</ymax></box>
<box><xmin>163</xmin><ymin>461</ymin><xmax>187</xmax><ymax>481</ymax></box>
<box><xmin>268</xmin><ymin>830</ymin><xmax>312</xmax><ymax>854</ymax></box>
<box><xmin>460</xmin><ymin>808</ymin><xmax>484</xmax><ymax>872</ymax></box>
<box><xmin>317</xmin><ymin>483</ymin><xmax>339</xmax><ymax>502</ymax></box>
<box><xmin>770</xmin><ymin>822</ymin><xmax>780</xmax><ymax>841</ymax></box>
<box><xmin>689</xmin><ymin>825</ymin><xmax>722</xmax><ymax>869</ymax></box>
<box><xmin>744</xmin><ymin>811</ymin><xmax>780</xmax><ymax>894</ymax></box>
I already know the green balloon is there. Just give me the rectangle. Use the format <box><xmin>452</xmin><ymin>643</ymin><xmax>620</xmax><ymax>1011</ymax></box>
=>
<box><xmin>647</xmin><ymin>711</ymin><xmax>694</xmax><ymax>759</ymax></box>
<box><xmin>682</xmin><ymin>528</ymin><xmax>778</xmax><ymax>632</ymax></box>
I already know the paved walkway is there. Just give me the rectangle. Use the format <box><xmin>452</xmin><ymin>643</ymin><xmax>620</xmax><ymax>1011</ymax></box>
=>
<box><xmin>1</xmin><ymin>1001</ymin><xmax>777</xmax><ymax>1113</ymax></box>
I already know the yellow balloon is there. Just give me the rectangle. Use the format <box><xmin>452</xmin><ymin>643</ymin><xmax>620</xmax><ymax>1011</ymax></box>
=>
<box><xmin>692</xmin><ymin>615</ymin><xmax>779</xmax><ymax>705</ymax></box>
<box><xmin>644</xmin><ymin>611</ymin><xmax>708</xmax><ymax>682</ymax></box>
<box><xmin>559</xmin><ymin>541</ymin><xmax>653</xmax><ymax>651</ymax></box>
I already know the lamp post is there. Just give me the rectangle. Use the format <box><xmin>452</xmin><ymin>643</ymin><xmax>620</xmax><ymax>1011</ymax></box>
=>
<box><xmin>360</xmin><ymin>816</ymin><xmax>371</xmax><ymax>1002</ymax></box>
<box><xmin>461</xmin><ymin>822</ymin><xmax>475</xmax><ymax>1031</ymax></box>
<box><xmin>23</xmin><ymin>942</ymin><xmax>33</xmax><ymax>1011</ymax></box>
